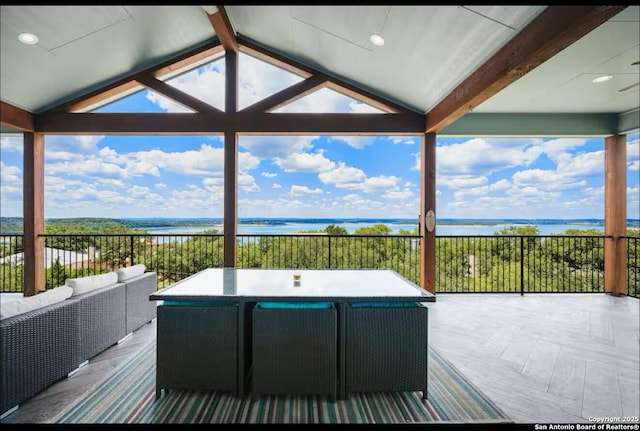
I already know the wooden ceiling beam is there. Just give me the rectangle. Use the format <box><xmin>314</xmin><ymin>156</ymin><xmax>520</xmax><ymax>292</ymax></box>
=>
<box><xmin>134</xmin><ymin>73</ymin><xmax>223</xmax><ymax>113</ymax></box>
<box><xmin>1</xmin><ymin>101</ymin><xmax>35</xmax><ymax>132</ymax></box>
<box><xmin>208</xmin><ymin>5</ymin><xmax>238</xmax><ymax>52</ymax></box>
<box><xmin>240</xmin><ymin>75</ymin><xmax>329</xmax><ymax>113</ymax></box>
<box><xmin>46</xmin><ymin>41</ymin><xmax>222</xmax><ymax>114</ymax></box>
<box><xmin>239</xmin><ymin>36</ymin><xmax>413</xmax><ymax>114</ymax></box>
<box><xmin>34</xmin><ymin>112</ymin><xmax>425</xmax><ymax>135</ymax></box>
<box><xmin>425</xmin><ymin>5</ymin><xmax>628</xmax><ymax>133</ymax></box>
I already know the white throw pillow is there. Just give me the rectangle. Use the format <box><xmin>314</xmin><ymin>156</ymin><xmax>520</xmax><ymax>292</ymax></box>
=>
<box><xmin>116</xmin><ymin>264</ymin><xmax>146</xmax><ymax>282</ymax></box>
<box><xmin>0</xmin><ymin>285</ymin><xmax>73</xmax><ymax>320</ymax></box>
<box><xmin>67</xmin><ymin>272</ymin><xmax>119</xmax><ymax>296</ymax></box>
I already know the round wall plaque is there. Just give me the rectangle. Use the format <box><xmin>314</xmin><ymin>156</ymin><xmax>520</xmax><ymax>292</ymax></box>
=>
<box><xmin>426</xmin><ymin>210</ymin><xmax>435</xmax><ymax>232</ymax></box>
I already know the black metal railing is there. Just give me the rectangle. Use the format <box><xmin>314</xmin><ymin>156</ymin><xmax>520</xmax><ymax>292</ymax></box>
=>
<box><xmin>0</xmin><ymin>233</ymin><xmax>638</xmax><ymax>298</ymax></box>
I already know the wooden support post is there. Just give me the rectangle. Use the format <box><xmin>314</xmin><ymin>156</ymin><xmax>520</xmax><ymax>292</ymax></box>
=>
<box><xmin>23</xmin><ymin>132</ymin><xmax>45</xmax><ymax>296</ymax></box>
<box><xmin>420</xmin><ymin>133</ymin><xmax>436</xmax><ymax>294</ymax></box>
<box><xmin>223</xmin><ymin>50</ymin><xmax>238</xmax><ymax>268</ymax></box>
<box><xmin>604</xmin><ymin>134</ymin><xmax>627</xmax><ymax>296</ymax></box>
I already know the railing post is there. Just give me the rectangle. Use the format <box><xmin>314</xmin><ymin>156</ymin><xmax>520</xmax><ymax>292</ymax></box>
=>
<box><xmin>130</xmin><ymin>235</ymin><xmax>135</xmax><ymax>266</ymax></box>
<box><xmin>520</xmin><ymin>236</ymin><xmax>524</xmax><ymax>296</ymax></box>
<box><xmin>328</xmin><ymin>236</ymin><xmax>332</xmax><ymax>269</ymax></box>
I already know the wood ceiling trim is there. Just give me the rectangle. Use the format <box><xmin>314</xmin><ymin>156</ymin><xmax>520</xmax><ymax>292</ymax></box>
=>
<box><xmin>134</xmin><ymin>73</ymin><xmax>223</xmax><ymax>113</ymax></box>
<box><xmin>1</xmin><ymin>101</ymin><xmax>35</xmax><ymax>132</ymax></box>
<box><xmin>208</xmin><ymin>5</ymin><xmax>238</xmax><ymax>52</ymax></box>
<box><xmin>34</xmin><ymin>112</ymin><xmax>425</xmax><ymax>135</ymax></box>
<box><xmin>238</xmin><ymin>36</ymin><xmax>413</xmax><ymax>114</ymax></box>
<box><xmin>240</xmin><ymin>75</ymin><xmax>329</xmax><ymax>113</ymax></box>
<box><xmin>46</xmin><ymin>41</ymin><xmax>223</xmax><ymax>114</ymax></box>
<box><xmin>425</xmin><ymin>5</ymin><xmax>629</xmax><ymax>133</ymax></box>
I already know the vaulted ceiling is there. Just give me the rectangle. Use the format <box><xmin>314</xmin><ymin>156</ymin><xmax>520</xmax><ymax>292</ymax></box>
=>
<box><xmin>1</xmin><ymin>5</ymin><xmax>638</xmax><ymax>136</ymax></box>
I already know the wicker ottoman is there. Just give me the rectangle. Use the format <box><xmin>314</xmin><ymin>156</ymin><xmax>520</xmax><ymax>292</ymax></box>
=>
<box><xmin>344</xmin><ymin>302</ymin><xmax>428</xmax><ymax>399</ymax></box>
<box><xmin>156</xmin><ymin>302</ymin><xmax>238</xmax><ymax>398</ymax></box>
<box><xmin>251</xmin><ymin>302</ymin><xmax>337</xmax><ymax>399</ymax></box>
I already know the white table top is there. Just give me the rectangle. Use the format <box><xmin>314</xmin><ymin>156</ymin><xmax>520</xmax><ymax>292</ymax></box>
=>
<box><xmin>150</xmin><ymin>268</ymin><xmax>435</xmax><ymax>303</ymax></box>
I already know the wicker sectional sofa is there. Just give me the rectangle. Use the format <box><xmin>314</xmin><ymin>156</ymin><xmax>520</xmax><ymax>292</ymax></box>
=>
<box><xmin>0</xmin><ymin>267</ymin><xmax>157</xmax><ymax>417</ymax></box>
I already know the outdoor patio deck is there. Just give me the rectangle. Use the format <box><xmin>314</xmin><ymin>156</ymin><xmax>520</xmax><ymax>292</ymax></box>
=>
<box><xmin>2</xmin><ymin>293</ymin><xmax>638</xmax><ymax>424</ymax></box>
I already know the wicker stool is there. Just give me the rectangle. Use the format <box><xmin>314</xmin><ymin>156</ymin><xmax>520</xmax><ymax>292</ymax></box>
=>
<box><xmin>156</xmin><ymin>301</ymin><xmax>238</xmax><ymax>398</ymax></box>
<box><xmin>344</xmin><ymin>302</ymin><xmax>428</xmax><ymax>399</ymax></box>
<box><xmin>251</xmin><ymin>302</ymin><xmax>337</xmax><ymax>399</ymax></box>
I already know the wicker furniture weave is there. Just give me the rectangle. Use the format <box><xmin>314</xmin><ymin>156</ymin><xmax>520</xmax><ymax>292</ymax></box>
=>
<box><xmin>251</xmin><ymin>304</ymin><xmax>337</xmax><ymax>399</ymax></box>
<box><xmin>74</xmin><ymin>283</ymin><xmax>127</xmax><ymax>363</ymax></box>
<box><xmin>0</xmin><ymin>271</ymin><xmax>159</xmax><ymax>417</ymax></box>
<box><xmin>124</xmin><ymin>272</ymin><xmax>157</xmax><ymax>334</ymax></box>
<box><xmin>1</xmin><ymin>297</ymin><xmax>81</xmax><ymax>415</ymax></box>
<box><xmin>156</xmin><ymin>304</ymin><xmax>238</xmax><ymax>398</ymax></box>
<box><xmin>343</xmin><ymin>303</ymin><xmax>429</xmax><ymax>399</ymax></box>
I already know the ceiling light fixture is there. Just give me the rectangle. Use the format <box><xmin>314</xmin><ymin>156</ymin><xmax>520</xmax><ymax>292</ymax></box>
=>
<box><xmin>370</xmin><ymin>7</ymin><xmax>391</xmax><ymax>48</ymax></box>
<box><xmin>369</xmin><ymin>34</ymin><xmax>385</xmax><ymax>47</ymax></box>
<box><xmin>592</xmin><ymin>75</ymin><xmax>613</xmax><ymax>84</ymax></box>
<box><xmin>18</xmin><ymin>32</ymin><xmax>38</xmax><ymax>45</ymax></box>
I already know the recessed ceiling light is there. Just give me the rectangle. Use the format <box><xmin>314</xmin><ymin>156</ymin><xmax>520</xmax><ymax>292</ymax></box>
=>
<box><xmin>592</xmin><ymin>75</ymin><xmax>613</xmax><ymax>84</ymax></box>
<box><xmin>18</xmin><ymin>32</ymin><xmax>38</xmax><ymax>45</ymax></box>
<box><xmin>370</xmin><ymin>34</ymin><xmax>385</xmax><ymax>47</ymax></box>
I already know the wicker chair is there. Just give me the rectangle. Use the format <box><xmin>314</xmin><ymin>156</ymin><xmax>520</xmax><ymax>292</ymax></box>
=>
<box><xmin>156</xmin><ymin>302</ymin><xmax>238</xmax><ymax>398</ymax></box>
<box><xmin>343</xmin><ymin>302</ymin><xmax>429</xmax><ymax>399</ymax></box>
<box><xmin>251</xmin><ymin>302</ymin><xmax>337</xmax><ymax>400</ymax></box>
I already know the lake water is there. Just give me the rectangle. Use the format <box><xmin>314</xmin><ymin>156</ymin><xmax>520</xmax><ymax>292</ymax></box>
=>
<box><xmin>145</xmin><ymin>221</ymin><xmax>606</xmax><ymax>236</ymax></box>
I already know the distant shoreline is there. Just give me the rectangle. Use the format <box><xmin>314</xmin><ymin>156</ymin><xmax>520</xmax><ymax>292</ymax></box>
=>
<box><xmin>1</xmin><ymin>216</ymin><xmax>638</xmax><ymax>235</ymax></box>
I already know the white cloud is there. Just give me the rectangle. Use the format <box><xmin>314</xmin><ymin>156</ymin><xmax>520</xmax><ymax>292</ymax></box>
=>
<box><xmin>358</xmin><ymin>175</ymin><xmax>400</xmax><ymax>193</ymax></box>
<box><xmin>539</xmin><ymin>138</ymin><xmax>587</xmax><ymax>162</ymax></box>
<box><xmin>145</xmin><ymin>91</ymin><xmax>193</xmax><ymax>113</ymax></box>
<box><xmin>155</xmin><ymin>183</ymin><xmax>167</xmax><ymax>189</ymax></box>
<box><xmin>628</xmin><ymin>138</ymin><xmax>639</xmax><ymax>170</ymax></box>
<box><xmin>95</xmin><ymin>178</ymin><xmax>125</xmax><ymax>188</ymax></box>
<box><xmin>555</xmin><ymin>150</ymin><xmax>603</xmax><ymax>177</ymax></box>
<box><xmin>276</xmin><ymin>87</ymin><xmax>376</xmax><ymax>114</ymax></box>
<box><xmin>46</xmin><ymin>135</ymin><xmax>105</xmax><ymax>153</ymax></box>
<box><xmin>348</xmin><ymin>101</ymin><xmax>384</xmax><ymax>113</ymax></box>
<box><xmin>46</xmin><ymin>159</ymin><xmax>131</xmax><ymax>179</ymax></box>
<box><xmin>436</xmin><ymin>138</ymin><xmax>543</xmax><ymax>176</ymax></box>
<box><xmin>239</xmin><ymin>53</ymin><xmax>305</xmax><ymax>109</ymax></box>
<box><xmin>383</xmin><ymin>188</ymin><xmax>414</xmax><ymax>200</ymax></box>
<box><xmin>0</xmin><ymin>185</ymin><xmax>21</xmax><ymax>195</ymax></box>
<box><xmin>0</xmin><ymin>135</ymin><xmax>23</xmax><ymax>152</ymax></box>
<box><xmin>393</xmin><ymin>137</ymin><xmax>416</xmax><ymax>145</ymax></box>
<box><xmin>512</xmin><ymin>169</ymin><xmax>586</xmax><ymax>190</ymax></box>
<box><xmin>331</xmin><ymin>136</ymin><xmax>376</xmax><ymax>150</ymax></box>
<box><xmin>134</xmin><ymin>144</ymin><xmax>259</xmax><ymax>176</ymax></box>
<box><xmin>240</xmin><ymin>135</ymin><xmax>315</xmax><ymax>159</ymax></box>
<box><xmin>0</xmin><ymin>161</ymin><xmax>21</xmax><ymax>183</ymax></box>
<box><xmin>318</xmin><ymin>162</ymin><xmax>366</xmax><ymax>186</ymax></box>
<box><xmin>239</xmin><ymin>172</ymin><xmax>260</xmax><ymax>193</ymax></box>
<box><xmin>274</xmin><ymin>151</ymin><xmax>336</xmax><ymax>173</ymax></box>
<box><xmin>439</xmin><ymin>175</ymin><xmax>488</xmax><ymax>189</ymax></box>
<box><xmin>163</xmin><ymin>62</ymin><xmax>225</xmax><ymax>111</ymax></box>
<box><xmin>290</xmin><ymin>185</ymin><xmax>323</xmax><ymax>196</ymax></box>
<box><xmin>261</xmin><ymin>172</ymin><xmax>277</xmax><ymax>178</ymax></box>
<box><xmin>272</xmin><ymin>182</ymin><xmax>282</xmax><ymax>189</ymax></box>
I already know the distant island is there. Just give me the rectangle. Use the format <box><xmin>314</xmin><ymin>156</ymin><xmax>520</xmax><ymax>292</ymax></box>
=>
<box><xmin>1</xmin><ymin>216</ymin><xmax>639</xmax><ymax>234</ymax></box>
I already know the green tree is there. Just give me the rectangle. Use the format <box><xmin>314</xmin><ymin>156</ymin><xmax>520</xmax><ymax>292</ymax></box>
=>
<box><xmin>325</xmin><ymin>224</ymin><xmax>348</xmax><ymax>235</ymax></box>
<box><xmin>46</xmin><ymin>258</ymin><xmax>68</xmax><ymax>289</ymax></box>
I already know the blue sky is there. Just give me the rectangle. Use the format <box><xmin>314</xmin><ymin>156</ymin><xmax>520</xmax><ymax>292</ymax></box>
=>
<box><xmin>1</xmin><ymin>53</ymin><xmax>639</xmax><ymax>220</ymax></box>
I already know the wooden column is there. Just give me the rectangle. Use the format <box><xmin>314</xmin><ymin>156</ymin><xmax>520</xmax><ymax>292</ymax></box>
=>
<box><xmin>604</xmin><ymin>134</ymin><xmax>627</xmax><ymax>296</ymax></box>
<box><xmin>420</xmin><ymin>133</ymin><xmax>436</xmax><ymax>294</ymax></box>
<box><xmin>23</xmin><ymin>132</ymin><xmax>45</xmax><ymax>296</ymax></box>
<box><xmin>223</xmin><ymin>50</ymin><xmax>238</xmax><ymax>267</ymax></box>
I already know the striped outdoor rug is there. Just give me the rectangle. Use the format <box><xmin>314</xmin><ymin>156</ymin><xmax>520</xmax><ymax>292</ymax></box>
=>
<box><xmin>51</xmin><ymin>342</ymin><xmax>511</xmax><ymax>424</ymax></box>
